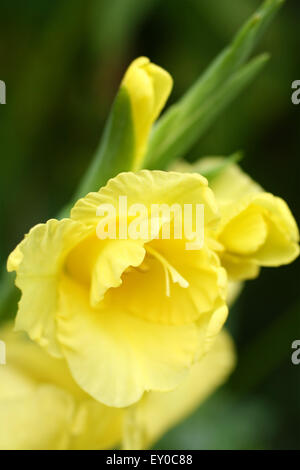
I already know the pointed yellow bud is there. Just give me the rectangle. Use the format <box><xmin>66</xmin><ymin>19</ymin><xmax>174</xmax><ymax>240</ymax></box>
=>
<box><xmin>122</xmin><ymin>57</ymin><xmax>173</xmax><ymax>169</ymax></box>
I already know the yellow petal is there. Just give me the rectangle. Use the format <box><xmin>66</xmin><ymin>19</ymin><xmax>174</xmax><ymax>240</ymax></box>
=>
<box><xmin>0</xmin><ymin>327</ymin><xmax>79</xmax><ymax>450</ymax></box>
<box><xmin>250</xmin><ymin>193</ymin><xmax>299</xmax><ymax>265</ymax></box>
<box><xmin>0</xmin><ymin>385</ymin><xmax>78</xmax><ymax>450</ymax></box>
<box><xmin>7</xmin><ymin>242</ymin><xmax>24</xmax><ymax>272</ymax></box>
<box><xmin>173</xmin><ymin>157</ymin><xmax>299</xmax><ymax>279</ymax></box>
<box><xmin>219</xmin><ymin>204</ymin><xmax>268</xmax><ymax>255</ymax></box>
<box><xmin>195</xmin><ymin>297</ymin><xmax>229</xmax><ymax>359</ymax></box>
<box><xmin>171</xmin><ymin>157</ymin><xmax>262</xmax><ymax>202</ymax></box>
<box><xmin>71</xmin><ymin>170</ymin><xmax>218</xmax><ymax>229</ymax></box>
<box><xmin>253</xmin><ymin>218</ymin><xmax>299</xmax><ymax>266</ymax></box>
<box><xmin>221</xmin><ymin>252</ymin><xmax>260</xmax><ymax>281</ymax></box>
<box><xmin>122</xmin><ymin>330</ymin><xmax>236</xmax><ymax>449</ymax></box>
<box><xmin>122</xmin><ymin>57</ymin><xmax>173</xmax><ymax>169</ymax></box>
<box><xmin>220</xmin><ymin>193</ymin><xmax>299</xmax><ymax>271</ymax></box>
<box><xmin>8</xmin><ymin>219</ymin><xmax>87</xmax><ymax>357</ymax></box>
<box><xmin>56</xmin><ymin>275</ymin><xmax>199</xmax><ymax>408</ymax></box>
<box><xmin>0</xmin><ymin>366</ymin><xmax>35</xmax><ymax>400</ymax></box>
<box><xmin>1</xmin><ymin>324</ymin><xmax>83</xmax><ymax>399</ymax></box>
<box><xmin>65</xmin><ymin>234</ymin><xmax>146</xmax><ymax>308</ymax></box>
<box><xmin>192</xmin><ymin>157</ymin><xmax>262</xmax><ymax>201</ymax></box>
<box><xmin>227</xmin><ymin>281</ymin><xmax>243</xmax><ymax>306</ymax></box>
<box><xmin>70</xmin><ymin>400</ymin><xmax>123</xmax><ymax>450</ymax></box>
<box><xmin>211</xmin><ymin>164</ymin><xmax>299</xmax><ymax>268</ymax></box>
<box><xmin>91</xmin><ymin>239</ymin><xmax>146</xmax><ymax>307</ymax></box>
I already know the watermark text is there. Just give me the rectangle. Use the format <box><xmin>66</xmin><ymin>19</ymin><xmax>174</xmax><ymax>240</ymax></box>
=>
<box><xmin>96</xmin><ymin>197</ymin><xmax>204</xmax><ymax>251</ymax></box>
<box><xmin>0</xmin><ymin>80</ymin><xmax>6</xmax><ymax>104</ymax></box>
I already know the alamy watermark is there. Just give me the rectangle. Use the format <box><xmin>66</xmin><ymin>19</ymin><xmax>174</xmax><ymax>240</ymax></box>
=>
<box><xmin>291</xmin><ymin>80</ymin><xmax>300</xmax><ymax>105</ymax></box>
<box><xmin>96</xmin><ymin>197</ymin><xmax>205</xmax><ymax>250</ymax></box>
<box><xmin>0</xmin><ymin>80</ymin><xmax>6</xmax><ymax>104</ymax></box>
<box><xmin>0</xmin><ymin>340</ymin><xmax>6</xmax><ymax>365</ymax></box>
<box><xmin>291</xmin><ymin>340</ymin><xmax>300</xmax><ymax>365</ymax></box>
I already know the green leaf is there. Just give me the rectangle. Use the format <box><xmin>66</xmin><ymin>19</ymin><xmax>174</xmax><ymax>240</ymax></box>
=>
<box><xmin>144</xmin><ymin>0</ymin><xmax>285</xmax><ymax>169</ymax></box>
<box><xmin>147</xmin><ymin>53</ymin><xmax>269</xmax><ymax>169</ymax></box>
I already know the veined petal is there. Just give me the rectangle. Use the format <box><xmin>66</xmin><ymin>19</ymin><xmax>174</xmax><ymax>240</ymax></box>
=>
<box><xmin>56</xmin><ymin>276</ymin><xmax>199</xmax><ymax>408</ymax></box>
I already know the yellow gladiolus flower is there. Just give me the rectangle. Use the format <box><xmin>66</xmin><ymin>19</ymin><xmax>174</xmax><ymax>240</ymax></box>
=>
<box><xmin>173</xmin><ymin>158</ymin><xmax>299</xmax><ymax>281</ymax></box>
<box><xmin>8</xmin><ymin>170</ymin><xmax>228</xmax><ymax>408</ymax></box>
<box><xmin>0</xmin><ymin>324</ymin><xmax>234</xmax><ymax>450</ymax></box>
<box><xmin>122</xmin><ymin>57</ymin><xmax>173</xmax><ymax>170</ymax></box>
<box><xmin>211</xmin><ymin>160</ymin><xmax>299</xmax><ymax>280</ymax></box>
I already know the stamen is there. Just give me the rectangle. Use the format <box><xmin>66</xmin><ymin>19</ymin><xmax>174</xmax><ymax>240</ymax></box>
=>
<box><xmin>146</xmin><ymin>245</ymin><xmax>189</xmax><ymax>297</ymax></box>
<box><xmin>164</xmin><ymin>264</ymin><xmax>171</xmax><ymax>297</ymax></box>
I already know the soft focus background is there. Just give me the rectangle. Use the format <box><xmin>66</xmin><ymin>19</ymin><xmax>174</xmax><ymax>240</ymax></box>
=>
<box><xmin>0</xmin><ymin>0</ymin><xmax>299</xmax><ymax>449</ymax></box>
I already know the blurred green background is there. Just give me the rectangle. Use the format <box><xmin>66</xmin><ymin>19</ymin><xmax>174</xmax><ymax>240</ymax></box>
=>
<box><xmin>0</xmin><ymin>0</ymin><xmax>299</xmax><ymax>449</ymax></box>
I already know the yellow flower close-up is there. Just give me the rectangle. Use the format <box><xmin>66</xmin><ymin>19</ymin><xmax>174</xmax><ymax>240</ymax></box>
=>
<box><xmin>1</xmin><ymin>0</ymin><xmax>300</xmax><ymax>451</ymax></box>
<box><xmin>8</xmin><ymin>170</ymin><xmax>228</xmax><ymax>408</ymax></box>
